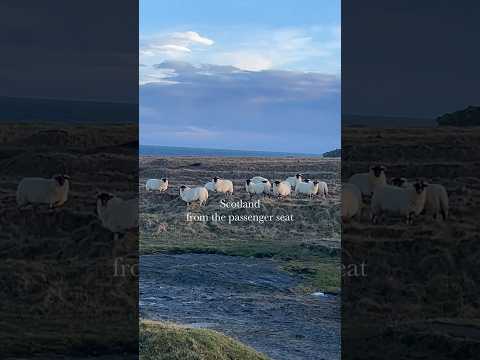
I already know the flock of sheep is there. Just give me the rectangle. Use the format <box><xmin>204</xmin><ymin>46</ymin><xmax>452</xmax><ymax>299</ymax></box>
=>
<box><xmin>15</xmin><ymin>167</ymin><xmax>448</xmax><ymax>236</ymax></box>
<box><xmin>145</xmin><ymin>174</ymin><xmax>329</xmax><ymax>206</ymax></box>
<box><xmin>342</xmin><ymin>165</ymin><xmax>449</xmax><ymax>224</ymax></box>
<box><xmin>15</xmin><ymin>174</ymin><xmax>138</xmax><ymax>237</ymax></box>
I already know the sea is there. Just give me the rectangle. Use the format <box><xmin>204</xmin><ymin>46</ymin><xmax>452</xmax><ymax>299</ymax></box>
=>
<box><xmin>140</xmin><ymin>145</ymin><xmax>323</xmax><ymax>158</ymax></box>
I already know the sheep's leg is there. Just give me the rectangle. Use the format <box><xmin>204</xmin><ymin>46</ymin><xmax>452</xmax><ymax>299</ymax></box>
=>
<box><xmin>407</xmin><ymin>212</ymin><xmax>414</xmax><ymax>225</ymax></box>
<box><xmin>441</xmin><ymin>209</ymin><xmax>447</xmax><ymax>221</ymax></box>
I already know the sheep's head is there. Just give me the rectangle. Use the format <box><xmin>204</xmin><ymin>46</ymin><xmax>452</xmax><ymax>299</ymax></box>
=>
<box><xmin>213</xmin><ymin>176</ymin><xmax>219</xmax><ymax>183</ymax></box>
<box><xmin>391</xmin><ymin>177</ymin><xmax>405</xmax><ymax>187</ymax></box>
<box><xmin>162</xmin><ymin>178</ymin><xmax>167</xmax><ymax>182</ymax></box>
<box><xmin>371</xmin><ymin>165</ymin><xmax>386</xmax><ymax>177</ymax></box>
<box><xmin>274</xmin><ymin>180</ymin><xmax>281</xmax><ymax>185</ymax></box>
<box><xmin>296</xmin><ymin>173</ymin><xmax>303</xmax><ymax>179</ymax></box>
<box><xmin>53</xmin><ymin>174</ymin><xmax>66</xmax><ymax>186</ymax></box>
<box><xmin>313</xmin><ymin>180</ymin><xmax>319</xmax><ymax>185</ymax></box>
<box><xmin>246</xmin><ymin>179</ymin><xmax>251</xmax><ymax>185</ymax></box>
<box><xmin>97</xmin><ymin>192</ymin><xmax>114</xmax><ymax>206</ymax></box>
<box><xmin>413</xmin><ymin>179</ymin><xmax>428</xmax><ymax>194</ymax></box>
<box><xmin>303</xmin><ymin>178</ymin><xmax>311</xmax><ymax>183</ymax></box>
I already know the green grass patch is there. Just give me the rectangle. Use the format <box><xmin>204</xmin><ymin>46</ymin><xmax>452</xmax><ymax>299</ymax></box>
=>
<box><xmin>141</xmin><ymin>235</ymin><xmax>341</xmax><ymax>293</ymax></box>
<box><xmin>140</xmin><ymin>320</ymin><xmax>270</xmax><ymax>360</ymax></box>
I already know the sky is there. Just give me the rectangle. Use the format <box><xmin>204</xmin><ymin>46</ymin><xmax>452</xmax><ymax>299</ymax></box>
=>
<box><xmin>0</xmin><ymin>1</ymin><xmax>137</xmax><ymax>103</ymax></box>
<box><xmin>140</xmin><ymin>0</ymin><xmax>340</xmax><ymax>154</ymax></box>
<box><xmin>343</xmin><ymin>0</ymin><xmax>480</xmax><ymax>119</ymax></box>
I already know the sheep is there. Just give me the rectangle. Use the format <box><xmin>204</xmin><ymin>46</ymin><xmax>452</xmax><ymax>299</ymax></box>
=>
<box><xmin>273</xmin><ymin>180</ymin><xmax>291</xmax><ymax>197</ymax></box>
<box><xmin>17</xmin><ymin>174</ymin><xmax>70</xmax><ymax>208</ymax></box>
<box><xmin>285</xmin><ymin>173</ymin><xmax>303</xmax><ymax>189</ymax></box>
<box><xmin>179</xmin><ymin>185</ymin><xmax>208</xmax><ymax>206</ymax></box>
<box><xmin>348</xmin><ymin>165</ymin><xmax>386</xmax><ymax>197</ymax></box>
<box><xmin>56</xmin><ymin>175</ymin><xmax>70</xmax><ymax>206</ymax></box>
<box><xmin>250</xmin><ymin>176</ymin><xmax>269</xmax><ymax>183</ymax></box>
<box><xmin>261</xmin><ymin>180</ymin><xmax>272</xmax><ymax>195</ymax></box>
<box><xmin>371</xmin><ymin>180</ymin><xmax>428</xmax><ymax>224</ymax></box>
<box><xmin>391</xmin><ymin>177</ymin><xmax>411</xmax><ymax>188</ymax></box>
<box><xmin>342</xmin><ymin>183</ymin><xmax>362</xmax><ymax>221</ymax></box>
<box><xmin>249</xmin><ymin>176</ymin><xmax>271</xmax><ymax>194</ymax></box>
<box><xmin>213</xmin><ymin>177</ymin><xmax>234</xmax><ymax>196</ymax></box>
<box><xmin>245</xmin><ymin>179</ymin><xmax>264</xmax><ymax>197</ymax></box>
<box><xmin>424</xmin><ymin>183</ymin><xmax>449</xmax><ymax>220</ymax></box>
<box><xmin>294</xmin><ymin>180</ymin><xmax>318</xmax><ymax>198</ymax></box>
<box><xmin>204</xmin><ymin>181</ymin><xmax>216</xmax><ymax>192</ymax></box>
<box><xmin>316</xmin><ymin>181</ymin><xmax>328</xmax><ymax>198</ymax></box>
<box><xmin>146</xmin><ymin>178</ymin><xmax>168</xmax><ymax>192</ymax></box>
<box><xmin>96</xmin><ymin>192</ymin><xmax>138</xmax><ymax>235</ymax></box>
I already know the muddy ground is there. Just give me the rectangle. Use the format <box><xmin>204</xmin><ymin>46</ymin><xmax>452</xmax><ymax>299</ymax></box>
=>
<box><xmin>140</xmin><ymin>253</ymin><xmax>340</xmax><ymax>360</ymax></box>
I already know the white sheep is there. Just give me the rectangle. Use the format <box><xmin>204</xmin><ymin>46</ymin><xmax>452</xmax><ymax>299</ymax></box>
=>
<box><xmin>56</xmin><ymin>175</ymin><xmax>70</xmax><ymax>206</ymax></box>
<box><xmin>245</xmin><ymin>179</ymin><xmax>264</xmax><ymax>197</ymax></box>
<box><xmin>294</xmin><ymin>180</ymin><xmax>317</xmax><ymax>198</ymax></box>
<box><xmin>273</xmin><ymin>180</ymin><xmax>291</xmax><ymax>197</ymax></box>
<box><xmin>391</xmin><ymin>177</ymin><xmax>411</xmax><ymax>188</ymax></box>
<box><xmin>342</xmin><ymin>183</ymin><xmax>362</xmax><ymax>221</ymax></box>
<box><xmin>348</xmin><ymin>165</ymin><xmax>386</xmax><ymax>197</ymax></box>
<box><xmin>146</xmin><ymin>178</ymin><xmax>168</xmax><ymax>192</ymax></box>
<box><xmin>261</xmin><ymin>180</ymin><xmax>272</xmax><ymax>195</ymax></box>
<box><xmin>204</xmin><ymin>181</ymin><xmax>216</xmax><ymax>192</ymax></box>
<box><xmin>250</xmin><ymin>176</ymin><xmax>271</xmax><ymax>194</ymax></box>
<box><xmin>179</xmin><ymin>185</ymin><xmax>209</xmax><ymax>206</ymax></box>
<box><xmin>285</xmin><ymin>173</ymin><xmax>303</xmax><ymax>189</ymax></box>
<box><xmin>96</xmin><ymin>192</ymin><xmax>138</xmax><ymax>234</ymax></box>
<box><xmin>213</xmin><ymin>177</ymin><xmax>234</xmax><ymax>196</ymax></box>
<box><xmin>424</xmin><ymin>183</ymin><xmax>449</xmax><ymax>220</ymax></box>
<box><xmin>371</xmin><ymin>180</ymin><xmax>428</xmax><ymax>224</ymax></box>
<box><xmin>17</xmin><ymin>174</ymin><xmax>70</xmax><ymax>208</ymax></box>
<box><xmin>250</xmin><ymin>176</ymin><xmax>269</xmax><ymax>183</ymax></box>
<box><xmin>316</xmin><ymin>181</ymin><xmax>328</xmax><ymax>198</ymax></box>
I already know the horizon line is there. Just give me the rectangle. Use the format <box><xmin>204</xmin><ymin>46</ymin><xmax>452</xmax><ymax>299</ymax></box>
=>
<box><xmin>140</xmin><ymin>144</ymin><xmax>333</xmax><ymax>156</ymax></box>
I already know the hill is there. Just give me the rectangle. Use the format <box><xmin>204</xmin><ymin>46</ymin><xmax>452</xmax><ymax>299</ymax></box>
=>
<box><xmin>140</xmin><ymin>321</ymin><xmax>270</xmax><ymax>360</ymax></box>
<box><xmin>437</xmin><ymin>105</ymin><xmax>480</xmax><ymax>126</ymax></box>
<box><xmin>323</xmin><ymin>148</ymin><xmax>341</xmax><ymax>157</ymax></box>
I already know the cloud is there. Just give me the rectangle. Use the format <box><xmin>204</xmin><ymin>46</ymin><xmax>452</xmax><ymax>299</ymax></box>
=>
<box><xmin>140</xmin><ymin>61</ymin><xmax>340</xmax><ymax>153</ymax></box>
<box><xmin>140</xmin><ymin>31</ymin><xmax>214</xmax><ymax>60</ymax></box>
<box><xmin>214</xmin><ymin>52</ymin><xmax>273</xmax><ymax>71</ymax></box>
<box><xmin>206</xmin><ymin>26</ymin><xmax>340</xmax><ymax>73</ymax></box>
<box><xmin>172</xmin><ymin>31</ymin><xmax>214</xmax><ymax>46</ymax></box>
<box><xmin>152</xmin><ymin>44</ymin><xmax>191</xmax><ymax>53</ymax></box>
<box><xmin>140</xmin><ymin>26</ymin><xmax>340</xmax><ymax>77</ymax></box>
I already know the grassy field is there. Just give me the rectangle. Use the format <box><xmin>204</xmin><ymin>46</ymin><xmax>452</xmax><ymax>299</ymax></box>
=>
<box><xmin>342</xmin><ymin>126</ymin><xmax>480</xmax><ymax>359</ymax></box>
<box><xmin>140</xmin><ymin>320</ymin><xmax>270</xmax><ymax>360</ymax></box>
<box><xmin>0</xmin><ymin>123</ymin><xmax>138</xmax><ymax>356</ymax></box>
<box><xmin>140</xmin><ymin>156</ymin><xmax>341</xmax><ymax>293</ymax></box>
